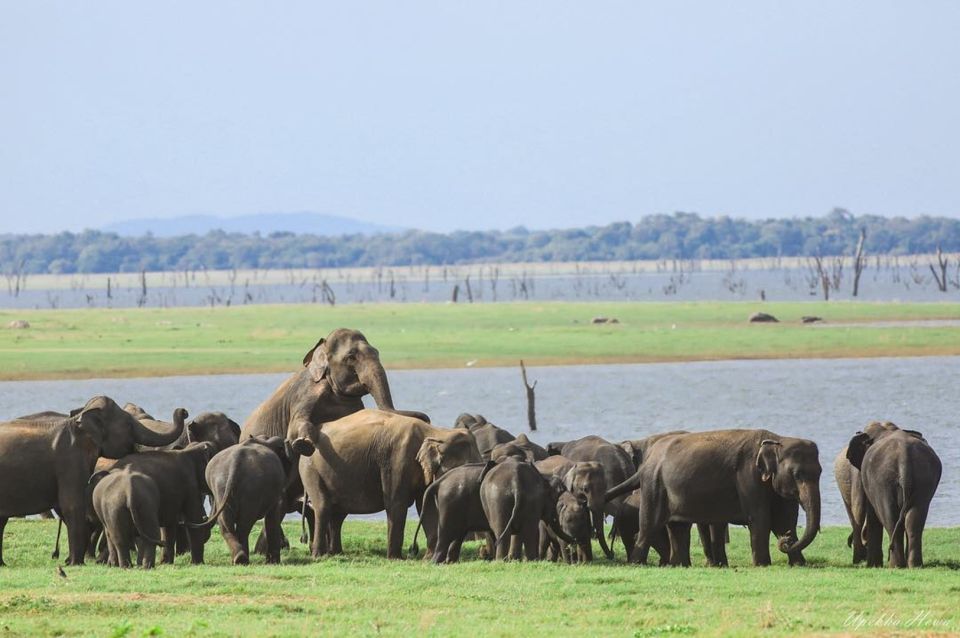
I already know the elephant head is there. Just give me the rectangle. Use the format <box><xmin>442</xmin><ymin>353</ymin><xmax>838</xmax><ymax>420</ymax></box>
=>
<box><xmin>188</xmin><ymin>412</ymin><xmax>242</xmax><ymax>453</ymax></box>
<box><xmin>846</xmin><ymin>421</ymin><xmax>926</xmax><ymax>470</ymax></box>
<box><xmin>454</xmin><ymin>413</ymin><xmax>486</xmax><ymax>429</ymax></box>
<box><xmin>562</xmin><ymin>461</ymin><xmax>614</xmax><ymax>559</ymax></box>
<box><xmin>302</xmin><ymin>329</ymin><xmax>397</xmax><ymax>408</ymax></box>
<box><xmin>416</xmin><ymin>431</ymin><xmax>482</xmax><ymax>485</ymax></box>
<box><xmin>77</xmin><ymin>397</ymin><xmax>186</xmax><ymax>459</ymax></box>
<box><xmin>556</xmin><ymin>491</ymin><xmax>593</xmax><ymax>546</ymax></box>
<box><xmin>755</xmin><ymin>438</ymin><xmax>822</xmax><ymax>555</ymax></box>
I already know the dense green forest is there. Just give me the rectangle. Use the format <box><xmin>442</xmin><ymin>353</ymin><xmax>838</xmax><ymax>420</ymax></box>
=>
<box><xmin>3</xmin><ymin>210</ymin><xmax>959</xmax><ymax>274</ymax></box>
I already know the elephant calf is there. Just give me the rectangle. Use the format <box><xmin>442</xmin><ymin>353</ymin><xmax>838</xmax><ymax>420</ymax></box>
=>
<box><xmin>90</xmin><ymin>468</ymin><xmax>164</xmax><ymax>568</ymax></box>
<box><xmin>416</xmin><ymin>462</ymin><xmax>495</xmax><ymax>564</ymax></box>
<box><xmin>540</xmin><ymin>490</ymin><xmax>593</xmax><ymax>563</ymax></box>
<box><xmin>480</xmin><ymin>459</ymin><xmax>573</xmax><ymax>560</ymax></box>
<box><xmin>535</xmin><ymin>455</ymin><xmax>613</xmax><ymax>560</ymax></box>
<box><xmin>201</xmin><ymin>436</ymin><xmax>314</xmax><ymax>565</ymax></box>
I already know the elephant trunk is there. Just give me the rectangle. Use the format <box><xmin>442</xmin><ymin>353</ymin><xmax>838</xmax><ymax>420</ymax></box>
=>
<box><xmin>593</xmin><ymin>509</ymin><xmax>614</xmax><ymax>560</ymax></box>
<box><xmin>779</xmin><ymin>481</ymin><xmax>820</xmax><ymax>554</ymax></box>
<box><xmin>132</xmin><ymin>408</ymin><xmax>187</xmax><ymax>448</ymax></box>
<box><xmin>358</xmin><ymin>359</ymin><xmax>395</xmax><ymax>411</ymax></box>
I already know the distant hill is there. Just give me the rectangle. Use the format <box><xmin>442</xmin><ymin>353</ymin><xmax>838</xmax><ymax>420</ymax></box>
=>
<box><xmin>102</xmin><ymin>212</ymin><xmax>401</xmax><ymax>237</ymax></box>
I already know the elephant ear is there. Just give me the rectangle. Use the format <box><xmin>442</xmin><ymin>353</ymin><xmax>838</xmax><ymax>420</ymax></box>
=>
<box><xmin>545</xmin><ymin>442</ymin><xmax>566</xmax><ymax>456</ymax></box>
<box><xmin>903</xmin><ymin>429</ymin><xmax>925</xmax><ymax>440</ymax></box>
<box><xmin>76</xmin><ymin>396</ymin><xmax>111</xmax><ymax>449</ymax></box>
<box><xmin>302</xmin><ymin>338</ymin><xmax>328</xmax><ymax>383</ymax></box>
<box><xmin>755</xmin><ymin>439</ymin><xmax>781</xmax><ymax>482</ymax></box>
<box><xmin>619</xmin><ymin>441</ymin><xmax>641</xmax><ymax>468</ymax></box>
<box><xmin>562</xmin><ymin>466</ymin><xmax>578</xmax><ymax>492</ymax></box>
<box><xmin>846</xmin><ymin>432</ymin><xmax>872</xmax><ymax>470</ymax></box>
<box><xmin>226</xmin><ymin>418</ymin><xmax>242</xmax><ymax>441</ymax></box>
<box><xmin>478</xmin><ymin>459</ymin><xmax>497</xmax><ymax>483</ymax></box>
<box><xmin>417</xmin><ymin>437</ymin><xmax>443</xmax><ymax>485</ymax></box>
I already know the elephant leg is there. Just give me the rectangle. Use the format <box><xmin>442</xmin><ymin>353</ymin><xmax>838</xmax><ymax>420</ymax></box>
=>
<box><xmin>447</xmin><ymin>537</ymin><xmax>464</xmax><ymax>563</ymax></box>
<box><xmin>385</xmin><ymin>503</ymin><xmax>408</xmax><ymax>559</ymax></box>
<box><xmin>0</xmin><ymin>516</ymin><xmax>8</xmax><ymax>566</ymax></box>
<box><xmin>748</xmin><ymin>515</ymin><xmax>773</xmax><ymax>567</ymax></box>
<box><xmin>522</xmin><ymin>525</ymin><xmax>539</xmax><ymax>561</ymax></box>
<box><xmin>218</xmin><ymin>508</ymin><xmax>246</xmax><ymax>564</ymax></box>
<box><xmin>537</xmin><ymin>522</ymin><xmax>551</xmax><ymax>560</ymax></box>
<box><xmin>905</xmin><ymin>505</ymin><xmax>928</xmax><ymax>568</ymax></box>
<box><xmin>875</xmin><ymin>492</ymin><xmax>905</xmax><ymax>568</ymax></box>
<box><xmin>710</xmin><ymin>525</ymin><xmax>729</xmax><ymax>567</ymax></box>
<box><xmin>667</xmin><ymin>522</ymin><xmax>691</xmax><ymax>567</ymax></box>
<box><xmin>864</xmin><ymin>506</ymin><xmax>884</xmax><ymax>567</ymax></box>
<box><xmin>311</xmin><ymin>503</ymin><xmax>330</xmax><ymax>558</ymax></box>
<box><xmin>696</xmin><ymin>523</ymin><xmax>715</xmax><ymax>566</ymax></box>
<box><xmin>63</xmin><ymin>510</ymin><xmax>89</xmax><ymax>566</ymax></box>
<box><xmin>113</xmin><ymin>531</ymin><xmax>132</xmax><ymax>569</ymax></box>
<box><xmin>328</xmin><ymin>511</ymin><xmax>347</xmax><ymax>555</ymax></box>
<box><xmin>141</xmin><ymin>541</ymin><xmax>156</xmax><ymax>569</ymax></box>
<box><xmin>232</xmin><ymin>518</ymin><xmax>255</xmax><ymax>565</ymax></box>
<box><xmin>508</xmin><ymin>534</ymin><xmax>523</xmax><ymax>560</ymax></box>
<box><xmin>264</xmin><ymin>504</ymin><xmax>284</xmax><ymax>565</ymax></box>
<box><xmin>160</xmin><ymin>527</ymin><xmax>176</xmax><ymax>564</ymax></box>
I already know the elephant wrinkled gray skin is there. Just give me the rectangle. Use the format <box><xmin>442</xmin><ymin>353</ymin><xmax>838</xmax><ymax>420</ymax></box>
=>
<box><xmin>454</xmin><ymin>414</ymin><xmax>515</xmax><ymax>460</ymax></box>
<box><xmin>534</xmin><ymin>455</ymin><xmax>612</xmax><ymax>561</ymax></box>
<box><xmin>834</xmin><ymin>446</ymin><xmax>867</xmax><ymax>564</ymax></box>
<box><xmin>546</xmin><ymin>435</ymin><xmax>636</xmax><ymax>559</ymax></box>
<box><xmin>540</xmin><ymin>490</ymin><xmax>593</xmax><ymax>563</ymax></box>
<box><xmin>480</xmin><ymin>458</ymin><xmax>575</xmax><ymax>560</ymax></box>
<box><xmin>241</xmin><ymin>329</ymin><xmax>428</xmax><ymax>551</ymax></box>
<box><xmin>90</xmin><ymin>468</ymin><xmax>164</xmax><ymax>568</ymax></box>
<box><xmin>489</xmin><ymin>434</ymin><xmax>548</xmax><ymax>464</ymax></box>
<box><xmin>606</xmin><ymin>429</ymin><xmax>822</xmax><ymax>567</ymax></box>
<box><xmin>0</xmin><ymin>396</ymin><xmax>184</xmax><ymax>566</ymax></box>
<box><xmin>299</xmin><ymin>410</ymin><xmax>481</xmax><ymax>559</ymax></box>
<box><xmin>200</xmin><ymin>436</ymin><xmax>314</xmax><ymax>565</ymax></box>
<box><xmin>846</xmin><ymin>421</ymin><xmax>941</xmax><ymax>568</ymax></box>
<box><xmin>124</xmin><ymin>403</ymin><xmax>240</xmax><ymax>453</ymax></box>
<box><xmin>415</xmin><ymin>462</ymin><xmax>495</xmax><ymax>564</ymax></box>
<box><xmin>109</xmin><ymin>439</ymin><xmax>217</xmax><ymax>564</ymax></box>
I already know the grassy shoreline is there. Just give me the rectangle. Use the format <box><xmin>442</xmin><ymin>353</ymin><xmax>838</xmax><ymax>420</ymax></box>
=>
<box><xmin>1</xmin><ymin>301</ymin><xmax>959</xmax><ymax>381</ymax></box>
<box><xmin>0</xmin><ymin>520</ymin><xmax>958</xmax><ymax>636</ymax></box>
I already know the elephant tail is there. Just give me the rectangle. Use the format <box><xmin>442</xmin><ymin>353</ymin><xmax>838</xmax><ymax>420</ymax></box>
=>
<box><xmin>891</xmin><ymin>459</ymin><xmax>913</xmax><ymax>550</ymax></box>
<box><xmin>300</xmin><ymin>494</ymin><xmax>310</xmax><ymax>545</ymax></box>
<box><xmin>604</xmin><ymin>470</ymin><xmax>643</xmax><ymax>503</ymax></box>
<box><xmin>495</xmin><ymin>483</ymin><xmax>523</xmax><ymax>551</ymax></box>
<box><xmin>408</xmin><ymin>479</ymin><xmax>441</xmax><ymax>556</ymax></box>
<box><xmin>186</xmin><ymin>465</ymin><xmax>237</xmax><ymax>530</ymax></box>
<box><xmin>130</xmin><ymin>503</ymin><xmax>164</xmax><ymax>547</ymax></box>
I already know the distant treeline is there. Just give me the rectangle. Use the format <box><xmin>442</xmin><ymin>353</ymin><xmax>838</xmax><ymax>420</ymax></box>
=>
<box><xmin>4</xmin><ymin>209</ymin><xmax>959</xmax><ymax>274</ymax></box>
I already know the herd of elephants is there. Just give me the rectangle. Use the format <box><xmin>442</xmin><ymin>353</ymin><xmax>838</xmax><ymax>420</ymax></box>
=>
<box><xmin>0</xmin><ymin>328</ymin><xmax>944</xmax><ymax>569</ymax></box>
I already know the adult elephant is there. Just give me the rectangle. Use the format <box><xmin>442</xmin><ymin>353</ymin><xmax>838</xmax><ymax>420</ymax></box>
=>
<box><xmin>544</xmin><ymin>436</ymin><xmax>631</xmax><ymax>560</ymax></box>
<box><xmin>607</xmin><ymin>429</ymin><xmax>821</xmax><ymax>567</ymax></box>
<box><xmin>299</xmin><ymin>409</ymin><xmax>481</xmax><ymax>559</ymax></box>
<box><xmin>834</xmin><ymin>446</ymin><xmax>867</xmax><ymax>564</ymax></box>
<box><xmin>0</xmin><ymin>397</ymin><xmax>185</xmax><ymax>565</ymax></box>
<box><xmin>846</xmin><ymin>421</ymin><xmax>941</xmax><ymax>568</ymax></box>
<box><xmin>241</xmin><ymin>329</ymin><xmax>427</xmax><ymax>550</ymax></box>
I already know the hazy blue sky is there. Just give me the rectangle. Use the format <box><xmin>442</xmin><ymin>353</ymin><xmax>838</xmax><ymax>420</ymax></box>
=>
<box><xmin>2</xmin><ymin>2</ymin><xmax>959</xmax><ymax>234</ymax></box>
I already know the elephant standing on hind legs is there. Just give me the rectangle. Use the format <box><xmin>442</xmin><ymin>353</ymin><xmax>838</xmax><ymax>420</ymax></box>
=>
<box><xmin>240</xmin><ymin>329</ymin><xmax>429</xmax><ymax>552</ymax></box>
<box><xmin>845</xmin><ymin>421</ymin><xmax>941</xmax><ymax>568</ymax></box>
<box><xmin>606</xmin><ymin>429</ymin><xmax>822</xmax><ymax>567</ymax></box>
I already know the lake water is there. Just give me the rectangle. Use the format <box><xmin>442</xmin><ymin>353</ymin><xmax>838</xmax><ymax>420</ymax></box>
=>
<box><xmin>2</xmin><ymin>357</ymin><xmax>956</xmax><ymax>526</ymax></box>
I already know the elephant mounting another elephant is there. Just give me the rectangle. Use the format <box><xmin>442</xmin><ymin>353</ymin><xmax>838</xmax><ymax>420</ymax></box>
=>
<box><xmin>240</xmin><ymin>329</ymin><xmax>429</xmax><ymax>552</ymax></box>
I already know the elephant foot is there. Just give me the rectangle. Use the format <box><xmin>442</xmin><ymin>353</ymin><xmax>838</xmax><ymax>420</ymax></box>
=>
<box><xmin>233</xmin><ymin>552</ymin><xmax>250</xmax><ymax>565</ymax></box>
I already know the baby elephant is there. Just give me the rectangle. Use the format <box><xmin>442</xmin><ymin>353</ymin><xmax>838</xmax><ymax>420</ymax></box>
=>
<box><xmin>200</xmin><ymin>436</ymin><xmax>314</xmax><ymax>565</ymax></box>
<box><xmin>416</xmin><ymin>462</ymin><xmax>496</xmax><ymax>564</ymax></box>
<box><xmin>540</xmin><ymin>490</ymin><xmax>593</xmax><ymax>563</ymax></box>
<box><xmin>481</xmin><ymin>459</ymin><xmax>574</xmax><ymax>560</ymax></box>
<box><xmin>90</xmin><ymin>468</ymin><xmax>164</xmax><ymax>568</ymax></box>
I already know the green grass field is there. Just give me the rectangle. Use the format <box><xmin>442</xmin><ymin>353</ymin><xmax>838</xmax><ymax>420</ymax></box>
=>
<box><xmin>0</xmin><ymin>520</ymin><xmax>957</xmax><ymax>637</ymax></box>
<box><xmin>1</xmin><ymin>301</ymin><xmax>959</xmax><ymax>380</ymax></box>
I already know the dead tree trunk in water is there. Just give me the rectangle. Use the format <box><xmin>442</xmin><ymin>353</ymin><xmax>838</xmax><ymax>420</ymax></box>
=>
<box><xmin>852</xmin><ymin>228</ymin><xmax>867</xmax><ymax>297</ymax></box>
<box><xmin>930</xmin><ymin>245</ymin><xmax>949</xmax><ymax>292</ymax></box>
<box><xmin>520</xmin><ymin>360</ymin><xmax>537</xmax><ymax>431</ymax></box>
